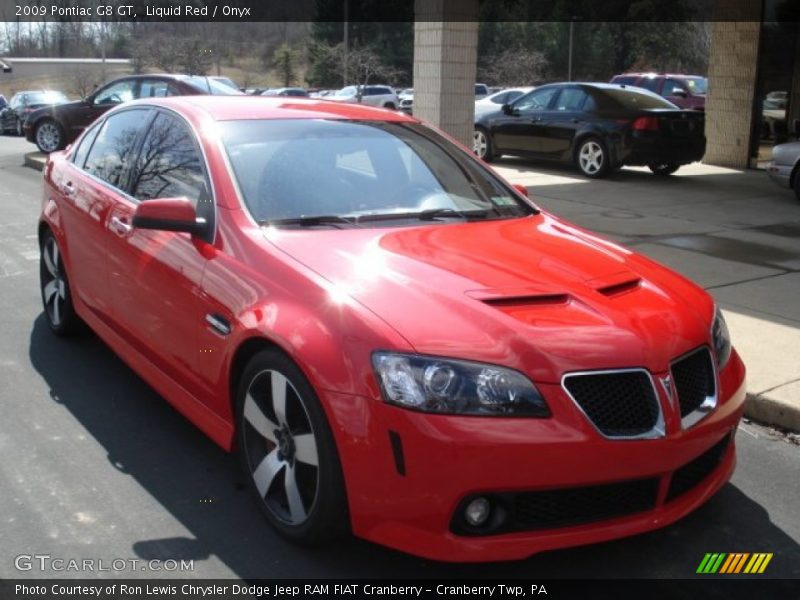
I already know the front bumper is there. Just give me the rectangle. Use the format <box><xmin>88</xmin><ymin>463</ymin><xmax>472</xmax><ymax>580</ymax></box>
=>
<box><xmin>322</xmin><ymin>349</ymin><xmax>746</xmax><ymax>562</ymax></box>
<box><xmin>766</xmin><ymin>161</ymin><xmax>792</xmax><ymax>188</ymax></box>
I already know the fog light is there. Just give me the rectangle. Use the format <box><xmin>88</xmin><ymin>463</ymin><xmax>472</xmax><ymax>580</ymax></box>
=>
<box><xmin>464</xmin><ymin>497</ymin><xmax>491</xmax><ymax>527</ymax></box>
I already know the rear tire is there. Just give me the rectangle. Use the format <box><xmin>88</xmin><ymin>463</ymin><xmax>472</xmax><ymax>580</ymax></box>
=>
<box><xmin>39</xmin><ymin>229</ymin><xmax>81</xmax><ymax>336</ymax></box>
<box><xmin>236</xmin><ymin>348</ymin><xmax>349</xmax><ymax>544</ymax></box>
<box><xmin>576</xmin><ymin>137</ymin><xmax>610</xmax><ymax>178</ymax></box>
<box><xmin>649</xmin><ymin>163</ymin><xmax>680</xmax><ymax>176</ymax></box>
<box><xmin>473</xmin><ymin>127</ymin><xmax>495</xmax><ymax>162</ymax></box>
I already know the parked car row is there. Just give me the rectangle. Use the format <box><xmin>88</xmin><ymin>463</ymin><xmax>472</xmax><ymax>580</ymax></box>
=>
<box><xmin>4</xmin><ymin>75</ymin><xmax>242</xmax><ymax>153</ymax></box>
<box><xmin>1</xmin><ymin>90</ymin><xmax>69</xmax><ymax>136</ymax></box>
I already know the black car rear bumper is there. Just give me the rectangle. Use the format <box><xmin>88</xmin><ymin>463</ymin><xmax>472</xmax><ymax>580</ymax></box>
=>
<box><xmin>616</xmin><ymin>134</ymin><xmax>706</xmax><ymax>167</ymax></box>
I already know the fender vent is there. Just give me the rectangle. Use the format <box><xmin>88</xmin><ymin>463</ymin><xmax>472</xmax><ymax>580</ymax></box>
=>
<box><xmin>597</xmin><ymin>278</ymin><xmax>641</xmax><ymax>297</ymax></box>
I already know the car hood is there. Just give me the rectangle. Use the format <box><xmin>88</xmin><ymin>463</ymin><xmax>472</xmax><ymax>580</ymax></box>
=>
<box><xmin>264</xmin><ymin>214</ymin><xmax>713</xmax><ymax>382</ymax></box>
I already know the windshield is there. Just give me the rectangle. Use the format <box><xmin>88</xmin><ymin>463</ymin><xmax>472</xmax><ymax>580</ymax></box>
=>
<box><xmin>26</xmin><ymin>91</ymin><xmax>68</xmax><ymax>105</ymax></box>
<box><xmin>684</xmin><ymin>77</ymin><xmax>707</xmax><ymax>95</ymax></box>
<box><xmin>221</xmin><ymin>119</ymin><xmax>534</xmax><ymax>227</ymax></box>
<box><xmin>185</xmin><ymin>77</ymin><xmax>244</xmax><ymax>96</ymax></box>
<box><xmin>334</xmin><ymin>86</ymin><xmax>357</xmax><ymax>97</ymax></box>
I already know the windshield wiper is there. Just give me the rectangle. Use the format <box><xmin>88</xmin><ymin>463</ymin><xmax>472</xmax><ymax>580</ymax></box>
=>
<box><xmin>416</xmin><ymin>208</ymin><xmax>490</xmax><ymax>220</ymax></box>
<box><xmin>261</xmin><ymin>215</ymin><xmax>360</xmax><ymax>228</ymax></box>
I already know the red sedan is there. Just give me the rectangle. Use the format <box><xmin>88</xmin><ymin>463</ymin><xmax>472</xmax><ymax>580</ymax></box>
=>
<box><xmin>38</xmin><ymin>96</ymin><xmax>746</xmax><ymax>562</ymax></box>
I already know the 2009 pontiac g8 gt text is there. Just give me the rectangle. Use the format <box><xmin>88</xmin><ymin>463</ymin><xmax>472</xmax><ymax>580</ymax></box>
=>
<box><xmin>39</xmin><ymin>96</ymin><xmax>746</xmax><ymax>562</ymax></box>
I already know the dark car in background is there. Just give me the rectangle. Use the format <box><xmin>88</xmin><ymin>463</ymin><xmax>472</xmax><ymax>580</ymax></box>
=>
<box><xmin>1</xmin><ymin>90</ymin><xmax>69</xmax><ymax>136</ymax></box>
<box><xmin>24</xmin><ymin>74</ymin><xmax>242</xmax><ymax>153</ymax></box>
<box><xmin>610</xmin><ymin>73</ymin><xmax>707</xmax><ymax>110</ymax></box>
<box><xmin>473</xmin><ymin>83</ymin><xmax>706</xmax><ymax>178</ymax></box>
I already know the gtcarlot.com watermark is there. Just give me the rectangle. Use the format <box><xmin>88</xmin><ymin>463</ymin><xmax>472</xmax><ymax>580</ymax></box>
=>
<box><xmin>14</xmin><ymin>554</ymin><xmax>194</xmax><ymax>573</ymax></box>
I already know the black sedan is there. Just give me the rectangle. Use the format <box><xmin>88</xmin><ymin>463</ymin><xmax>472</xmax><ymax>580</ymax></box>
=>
<box><xmin>473</xmin><ymin>83</ymin><xmax>706</xmax><ymax>178</ymax></box>
<box><xmin>1</xmin><ymin>90</ymin><xmax>68</xmax><ymax>137</ymax></box>
<box><xmin>24</xmin><ymin>74</ymin><xmax>242</xmax><ymax>153</ymax></box>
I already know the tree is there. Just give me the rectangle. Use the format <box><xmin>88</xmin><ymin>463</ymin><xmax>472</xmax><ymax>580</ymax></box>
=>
<box><xmin>479</xmin><ymin>48</ymin><xmax>548</xmax><ymax>86</ymax></box>
<box><xmin>272</xmin><ymin>44</ymin><xmax>298</xmax><ymax>86</ymax></box>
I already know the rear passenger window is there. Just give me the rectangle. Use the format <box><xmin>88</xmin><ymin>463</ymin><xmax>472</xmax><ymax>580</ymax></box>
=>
<box><xmin>637</xmin><ymin>77</ymin><xmax>660</xmax><ymax>92</ymax></box>
<box><xmin>554</xmin><ymin>88</ymin><xmax>589</xmax><ymax>111</ymax></box>
<box><xmin>130</xmin><ymin>112</ymin><xmax>207</xmax><ymax>206</ymax></box>
<box><xmin>83</xmin><ymin>109</ymin><xmax>149</xmax><ymax>188</ymax></box>
<box><xmin>139</xmin><ymin>80</ymin><xmax>170</xmax><ymax>98</ymax></box>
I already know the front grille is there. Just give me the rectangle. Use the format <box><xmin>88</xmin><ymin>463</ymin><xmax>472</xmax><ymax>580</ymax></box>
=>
<box><xmin>513</xmin><ymin>478</ymin><xmax>659</xmax><ymax>531</ymax></box>
<box><xmin>563</xmin><ymin>370</ymin><xmax>660</xmax><ymax>437</ymax></box>
<box><xmin>671</xmin><ymin>347</ymin><xmax>716</xmax><ymax>418</ymax></box>
<box><xmin>667</xmin><ymin>434</ymin><xmax>731</xmax><ymax>501</ymax></box>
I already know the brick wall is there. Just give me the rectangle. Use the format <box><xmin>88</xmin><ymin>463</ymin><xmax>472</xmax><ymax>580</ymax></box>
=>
<box><xmin>704</xmin><ymin>1</ymin><xmax>763</xmax><ymax>168</ymax></box>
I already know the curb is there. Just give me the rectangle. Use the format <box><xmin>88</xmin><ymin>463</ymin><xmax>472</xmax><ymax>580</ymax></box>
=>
<box><xmin>745</xmin><ymin>393</ymin><xmax>800</xmax><ymax>433</ymax></box>
<box><xmin>24</xmin><ymin>152</ymin><xmax>45</xmax><ymax>172</ymax></box>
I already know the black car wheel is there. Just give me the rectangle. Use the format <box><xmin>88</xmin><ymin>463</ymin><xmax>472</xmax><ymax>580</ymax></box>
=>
<box><xmin>383</xmin><ymin>102</ymin><xmax>396</xmax><ymax>110</ymax></box>
<box><xmin>576</xmin><ymin>137</ymin><xmax>610</xmax><ymax>178</ymax></box>
<box><xmin>40</xmin><ymin>230</ymin><xmax>81</xmax><ymax>336</ymax></box>
<box><xmin>236</xmin><ymin>348</ymin><xmax>349</xmax><ymax>544</ymax></box>
<box><xmin>35</xmin><ymin>119</ymin><xmax>64</xmax><ymax>153</ymax></box>
<box><xmin>649</xmin><ymin>163</ymin><xmax>680</xmax><ymax>176</ymax></box>
<box><xmin>473</xmin><ymin>127</ymin><xmax>495</xmax><ymax>162</ymax></box>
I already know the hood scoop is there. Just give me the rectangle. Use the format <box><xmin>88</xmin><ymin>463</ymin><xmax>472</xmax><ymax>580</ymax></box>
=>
<box><xmin>589</xmin><ymin>272</ymin><xmax>642</xmax><ymax>298</ymax></box>
<box><xmin>482</xmin><ymin>294</ymin><xmax>570</xmax><ymax>308</ymax></box>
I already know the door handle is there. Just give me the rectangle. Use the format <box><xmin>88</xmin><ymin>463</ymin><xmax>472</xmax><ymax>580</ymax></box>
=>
<box><xmin>110</xmin><ymin>215</ymin><xmax>132</xmax><ymax>235</ymax></box>
<box><xmin>62</xmin><ymin>181</ymin><xmax>75</xmax><ymax>196</ymax></box>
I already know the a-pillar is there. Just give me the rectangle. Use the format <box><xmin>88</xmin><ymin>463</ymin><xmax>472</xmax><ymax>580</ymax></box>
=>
<box><xmin>413</xmin><ymin>0</ymin><xmax>479</xmax><ymax>148</ymax></box>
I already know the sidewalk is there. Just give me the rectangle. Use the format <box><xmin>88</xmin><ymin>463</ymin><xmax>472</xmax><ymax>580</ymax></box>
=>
<box><xmin>493</xmin><ymin>160</ymin><xmax>800</xmax><ymax>432</ymax></box>
<box><xmin>25</xmin><ymin>153</ymin><xmax>800</xmax><ymax>431</ymax></box>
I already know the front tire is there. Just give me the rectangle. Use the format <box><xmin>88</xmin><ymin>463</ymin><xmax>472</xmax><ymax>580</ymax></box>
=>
<box><xmin>383</xmin><ymin>102</ymin><xmax>396</xmax><ymax>110</ymax></box>
<box><xmin>236</xmin><ymin>349</ymin><xmax>349</xmax><ymax>544</ymax></box>
<box><xmin>576</xmin><ymin>137</ymin><xmax>610</xmax><ymax>178</ymax></box>
<box><xmin>35</xmin><ymin>119</ymin><xmax>64</xmax><ymax>153</ymax></box>
<box><xmin>39</xmin><ymin>230</ymin><xmax>81</xmax><ymax>336</ymax></box>
<box><xmin>649</xmin><ymin>163</ymin><xmax>680</xmax><ymax>176</ymax></box>
<box><xmin>473</xmin><ymin>127</ymin><xmax>495</xmax><ymax>162</ymax></box>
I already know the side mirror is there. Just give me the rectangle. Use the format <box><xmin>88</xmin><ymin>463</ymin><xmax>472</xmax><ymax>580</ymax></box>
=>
<box><xmin>512</xmin><ymin>183</ymin><xmax>529</xmax><ymax>198</ymax></box>
<box><xmin>132</xmin><ymin>198</ymin><xmax>207</xmax><ymax>236</ymax></box>
<box><xmin>502</xmin><ymin>103</ymin><xmax>514</xmax><ymax>115</ymax></box>
<box><xmin>671</xmin><ymin>89</ymin><xmax>688</xmax><ymax>98</ymax></box>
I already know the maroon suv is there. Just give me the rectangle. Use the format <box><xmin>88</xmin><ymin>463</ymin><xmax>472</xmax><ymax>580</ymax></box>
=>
<box><xmin>610</xmin><ymin>73</ymin><xmax>707</xmax><ymax>110</ymax></box>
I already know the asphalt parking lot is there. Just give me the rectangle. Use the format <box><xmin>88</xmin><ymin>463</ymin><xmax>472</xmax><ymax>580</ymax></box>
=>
<box><xmin>0</xmin><ymin>135</ymin><xmax>798</xmax><ymax>579</ymax></box>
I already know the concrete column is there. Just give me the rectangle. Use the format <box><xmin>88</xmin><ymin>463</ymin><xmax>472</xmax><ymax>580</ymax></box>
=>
<box><xmin>704</xmin><ymin>1</ymin><xmax>763</xmax><ymax>168</ymax></box>
<box><xmin>413</xmin><ymin>0</ymin><xmax>479</xmax><ymax>148</ymax></box>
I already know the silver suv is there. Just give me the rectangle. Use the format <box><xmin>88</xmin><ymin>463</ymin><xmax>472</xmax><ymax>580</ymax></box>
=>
<box><xmin>328</xmin><ymin>85</ymin><xmax>399</xmax><ymax>110</ymax></box>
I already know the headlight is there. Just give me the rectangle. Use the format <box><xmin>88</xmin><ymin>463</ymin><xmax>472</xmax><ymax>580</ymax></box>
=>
<box><xmin>712</xmin><ymin>307</ymin><xmax>732</xmax><ymax>368</ymax></box>
<box><xmin>372</xmin><ymin>352</ymin><xmax>549</xmax><ymax>417</ymax></box>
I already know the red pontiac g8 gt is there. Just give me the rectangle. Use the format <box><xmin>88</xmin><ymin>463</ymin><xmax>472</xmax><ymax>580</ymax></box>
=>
<box><xmin>38</xmin><ymin>96</ymin><xmax>746</xmax><ymax>562</ymax></box>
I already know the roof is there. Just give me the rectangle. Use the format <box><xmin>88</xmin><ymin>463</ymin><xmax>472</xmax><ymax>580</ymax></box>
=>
<box><xmin>613</xmin><ymin>73</ymin><xmax>706</xmax><ymax>79</ymax></box>
<box><xmin>125</xmin><ymin>95</ymin><xmax>418</xmax><ymax>123</ymax></box>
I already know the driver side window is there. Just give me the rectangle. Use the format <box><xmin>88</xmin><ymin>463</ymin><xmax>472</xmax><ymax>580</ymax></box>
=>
<box><xmin>93</xmin><ymin>80</ymin><xmax>136</xmax><ymax>106</ymax></box>
<box><xmin>513</xmin><ymin>88</ymin><xmax>558</xmax><ymax>112</ymax></box>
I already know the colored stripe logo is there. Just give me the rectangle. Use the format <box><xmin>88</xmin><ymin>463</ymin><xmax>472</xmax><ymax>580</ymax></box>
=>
<box><xmin>697</xmin><ymin>553</ymin><xmax>773</xmax><ymax>574</ymax></box>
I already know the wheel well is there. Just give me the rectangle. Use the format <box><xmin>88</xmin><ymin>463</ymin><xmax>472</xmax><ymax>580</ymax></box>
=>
<box><xmin>37</xmin><ymin>221</ymin><xmax>51</xmax><ymax>247</ymax></box>
<box><xmin>228</xmin><ymin>336</ymin><xmax>282</xmax><ymax>419</ymax></box>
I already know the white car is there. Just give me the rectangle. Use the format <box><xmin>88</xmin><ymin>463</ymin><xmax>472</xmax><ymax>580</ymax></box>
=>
<box><xmin>328</xmin><ymin>85</ymin><xmax>399</xmax><ymax>110</ymax></box>
<box><xmin>475</xmin><ymin>86</ymin><xmax>535</xmax><ymax>116</ymax></box>
<box><xmin>398</xmin><ymin>88</ymin><xmax>414</xmax><ymax>113</ymax></box>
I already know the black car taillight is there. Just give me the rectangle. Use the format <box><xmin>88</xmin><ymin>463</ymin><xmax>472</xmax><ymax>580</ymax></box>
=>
<box><xmin>632</xmin><ymin>116</ymin><xmax>659</xmax><ymax>131</ymax></box>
